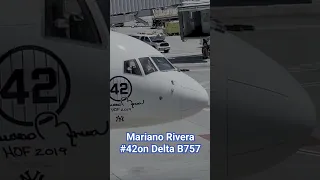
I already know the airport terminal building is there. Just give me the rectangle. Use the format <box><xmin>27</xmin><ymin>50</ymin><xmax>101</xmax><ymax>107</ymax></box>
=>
<box><xmin>110</xmin><ymin>0</ymin><xmax>312</xmax><ymax>16</ymax></box>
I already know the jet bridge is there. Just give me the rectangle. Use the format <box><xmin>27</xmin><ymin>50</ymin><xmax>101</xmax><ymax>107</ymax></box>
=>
<box><xmin>110</xmin><ymin>0</ymin><xmax>183</xmax><ymax>15</ymax></box>
<box><xmin>110</xmin><ymin>0</ymin><xmax>183</xmax><ymax>24</ymax></box>
<box><xmin>177</xmin><ymin>0</ymin><xmax>210</xmax><ymax>41</ymax></box>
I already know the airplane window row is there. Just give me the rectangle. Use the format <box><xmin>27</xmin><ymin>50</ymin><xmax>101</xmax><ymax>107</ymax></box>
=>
<box><xmin>124</xmin><ymin>57</ymin><xmax>175</xmax><ymax>76</ymax></box>
<box><xmin>45</xmin><ymin>0</ymin><xmax>102</xmax><ymax>44</ymax></box>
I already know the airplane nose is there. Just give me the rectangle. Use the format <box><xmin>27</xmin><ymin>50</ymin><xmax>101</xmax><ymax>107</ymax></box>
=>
<box><xmin>180</xmin><ymin>81</ymin><xmax>209</xmax><ymax>117</ymax></box>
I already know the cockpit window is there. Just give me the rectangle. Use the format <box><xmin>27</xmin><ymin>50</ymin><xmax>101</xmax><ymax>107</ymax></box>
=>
<box><xmin>151</xmin><ymin>57</ymin><xmax>175</xmax><ymax>71</ymax></box>
<box><xmin>138</xmin><ymin>57</ymin><xmax>157</xmax><ymax>75</ymax></box>
<box><xmin>45</xmin><ymin>0</ymin><xmax>102</xmax><ymax>44</ymax></box>
<box><xmin>124</xmin><ymin>59</ymin><xmax>142</xmax><ymax>76</ymax></box>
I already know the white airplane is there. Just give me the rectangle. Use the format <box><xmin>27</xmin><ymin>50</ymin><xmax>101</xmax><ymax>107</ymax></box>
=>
<box><xmin>110</xmin><ymin>30</ymin><xmax>209</xmax><ymax>129</ymax></box>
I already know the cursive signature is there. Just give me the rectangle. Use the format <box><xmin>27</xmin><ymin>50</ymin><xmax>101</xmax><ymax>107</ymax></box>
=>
<box><xmin>120</xmin><ymin>97</ymin><xmax>144</xmax><ymax>108</ymax></box>
<box><xmin>33</xmin><ymin>112</ymin><xmax>109</xmax><ymax>147</ymax></box>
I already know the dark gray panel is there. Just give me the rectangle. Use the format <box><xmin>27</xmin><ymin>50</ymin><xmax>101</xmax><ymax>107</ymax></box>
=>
<box><xmin>210</xmin><ymin>0</ymin><xmax>311</xmax><ymax>6</ymax></box>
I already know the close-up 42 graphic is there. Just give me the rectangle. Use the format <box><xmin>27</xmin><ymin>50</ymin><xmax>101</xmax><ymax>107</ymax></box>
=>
<box><xmin>1</xmin><ymin>68</ymin><xmax>57</xmax><ymax>104</ymax></box>
<box><xmin>0</xmin><ymin>45</ymin><xmax>71</xmax><ymax>127</ymax></box>
<box><xmin>110</xmin><ymin>76</ymin><xmax>132</xmax><ymax>102</ymax></box>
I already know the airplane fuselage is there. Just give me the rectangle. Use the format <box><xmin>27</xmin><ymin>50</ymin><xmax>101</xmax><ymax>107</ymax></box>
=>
<box><xmin>110</xmin><ymin>31</ymin><xmax>209</xmax><ymax>128</ymax></box>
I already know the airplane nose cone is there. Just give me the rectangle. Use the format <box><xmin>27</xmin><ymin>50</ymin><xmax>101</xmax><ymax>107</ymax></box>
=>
<box><xmin>180</xmin><ymin>79</ymin><xmax>209</xmax><ymax>117</ymax></box>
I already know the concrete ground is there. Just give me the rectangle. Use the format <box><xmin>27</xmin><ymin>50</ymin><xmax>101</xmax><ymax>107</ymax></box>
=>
<box><xmin>112</xmin><ymin>26</ymin><xmax>204</xmax><ymax>58</ymax></box>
